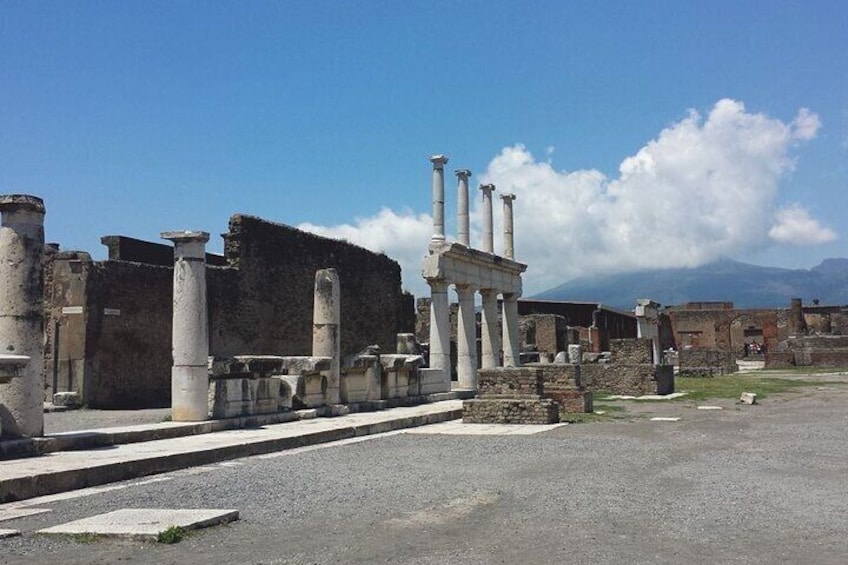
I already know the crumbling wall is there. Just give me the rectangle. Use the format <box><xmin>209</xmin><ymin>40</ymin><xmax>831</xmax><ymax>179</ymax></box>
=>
<box><xmin>215</xmin><ymin>215</ymin><xmax>412</xmax><ymax>359</ymax></box>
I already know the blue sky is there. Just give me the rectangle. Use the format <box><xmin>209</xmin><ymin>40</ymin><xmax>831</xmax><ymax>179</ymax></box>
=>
<box><xmin>2</xmin><ymin>1</ymin><xmax>846</xmax><ymax>296</ymax></box>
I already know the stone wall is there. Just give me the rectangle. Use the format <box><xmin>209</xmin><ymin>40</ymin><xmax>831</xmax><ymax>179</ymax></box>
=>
<box><xmin>677</xmin><ymin>348</ymin><xmax>738</xmax><ymax>377</ymax></box>
<box><xmin>581</xmin><ymin>364</ymin><xmax>673</xmax><ymax>395</ymax></box>
<box><xmin>464</xmin><ymin>367</ymin><xmax>559</xmax><ymax>424</ymax></box>
<box><xmin>609</xmin><ymin>338</ymin><xmax>653</xmax><ymax>365</ymax></box>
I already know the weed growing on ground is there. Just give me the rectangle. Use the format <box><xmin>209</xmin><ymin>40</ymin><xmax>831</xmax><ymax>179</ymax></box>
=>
<box><xmin>156</xmin><ymin>525</ymin><xmax>185</xmax><ymax>544</ymax></box>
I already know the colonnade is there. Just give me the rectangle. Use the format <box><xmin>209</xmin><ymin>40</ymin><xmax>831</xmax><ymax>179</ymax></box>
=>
<box><xmin>423</xmin><ymin>156</ymin><xmax>527</xmax><ymax>391</ymax></box>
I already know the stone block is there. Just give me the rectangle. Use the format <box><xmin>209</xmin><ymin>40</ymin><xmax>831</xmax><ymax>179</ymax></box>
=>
<box><xmin>477</xmin><ymin>367</ymin><xmax>544</xmax><ymax>399</ymax></box>
<box><xmin>740</xmin><ymin>392</ymin><xmax>757</xmax><ymax>405</ymax></box>
<box><xmin>52</xmin><ymin>391</ymin><xmax>82</xmax><ymax>408</ymax></box>
<box><xmin>418</xmin><ymin>367</ymin><xmax>450</xmax><ymax>395</ymax></box>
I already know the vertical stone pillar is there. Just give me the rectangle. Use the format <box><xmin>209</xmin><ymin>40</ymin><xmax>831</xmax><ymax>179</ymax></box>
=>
<box><xmin>502</xmin><ymin>293</ymin><xmax>521</xmax><ymax>367</ymax></box>
<box><xmin>455</xmin><ymin>284</ymin><xmax>478</xmax><ymax>389</ymax></box>
<box><xmin>634</xmin><ymin>298</ymin><xmax>661</xmax><ymax>364</ymax></box>
<box><xmin>313</xmin><ymin>268</ymin><xmax>341</xmax><ymax>405</ymax></box>
<box><xmin>790</xmin><ymin>298</ymin><xmax>806</xmax><ymax>335</ymax></box>
<box><xmin>430</xmin><ymin>154</ymin><xmax>449</xmax><ymax>242</ymax></box>
<box><xmin>161</xmin><ymin>230</ymin><xmax>210</xmax><ymax>422</ymax></box>
<box><xmin>428</xmin><ymin>280</ymin><xmax>451</xmax><ymax>378</ymax></box>
<box><xmin>500</xmin><ymin>193</ymin><xmax>516</xmax><ymax>260</ymax></box>
<box><xmin>479</xmin><ymin>184</ymin><xmax>496</xmax><ymax>253</ymax></box>
<box><xmin>455</xmin><ymin>169</ymin><xmax>472</xmax><ymax>247</ymax></box>
<box><xmin>480</xmin><ymin>289</ymin><xmax>500</xmax><ymax>368</ymax></box>
<box><xmin>0</xmin><ymin>195</ymin><xmax>45</xmax><ymax>437</ymax></box>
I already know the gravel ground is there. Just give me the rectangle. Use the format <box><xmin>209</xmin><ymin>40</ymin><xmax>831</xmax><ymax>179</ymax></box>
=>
<box><xmin>4</xmin><ymin>377</ymin><xmax>847</xmax><ymax>564</ymax></box>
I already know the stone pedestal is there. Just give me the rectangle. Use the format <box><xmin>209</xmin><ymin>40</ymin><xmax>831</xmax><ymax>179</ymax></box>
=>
<box><xmin>162</xmin><ymin>230</ymin><xmax>210</xmax><ymax>422</ymax></box>
<box><xmin>0</xmin><ymin>195</ymin><xmax>45</xmax><ymax>437</ymax></box>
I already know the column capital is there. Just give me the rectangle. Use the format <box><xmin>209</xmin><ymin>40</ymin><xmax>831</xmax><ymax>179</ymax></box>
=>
<box><xmin>500</xmin><ymin>192</ymin><xmax>516</xmax><ymax>202</ymax></box>
<box><xmin>479</xmin><ymin>183</ymin><xmax>496</xmax><ymax>194</ymax></box>
<box><xmin>454</xmin><ymin>169</ymin><xmax>472</xmax><ymax>179</ymax></box>
<box><xmin>429</xmin><ymin>154</ymin><xmax>449</xmax><ymax>169</ymax></box>
<box><xmin>454</xmin><ymin>283</ymin><xmax>478</xmax><ymax>294</ymax></box>
<box><xmin>0</xmin><ymin>194</ymin><xmax>45</xmax><ymax>214</ymax></box>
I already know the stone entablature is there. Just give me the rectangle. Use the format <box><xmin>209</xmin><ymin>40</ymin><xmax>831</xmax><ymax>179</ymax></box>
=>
<box><xmin>422</xmin><ymin>241</ymin><xmax>525</xmax><ymax>295</ymax></box>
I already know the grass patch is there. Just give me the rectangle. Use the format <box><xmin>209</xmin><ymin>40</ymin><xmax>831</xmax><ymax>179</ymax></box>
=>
<box><xmin>675</xmin><ymin>376</ymin><xmax>839</xmax><ymax>402</ymax></box>
<box><xmin>156</xmin><ymin>525</ymin><xmax>186</xmax><ymax>544</ymax></box>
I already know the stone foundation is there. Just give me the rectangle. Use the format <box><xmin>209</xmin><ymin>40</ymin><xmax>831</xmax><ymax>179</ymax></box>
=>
<box><xmin>581</xmin><ymin>364</ymin><xmax>674</xmax><ymax>395</ymax></box>
<box><xmin>462</xmin><ymin>398</ymin><xmax>558</xmax><ymax>424</ymax></box>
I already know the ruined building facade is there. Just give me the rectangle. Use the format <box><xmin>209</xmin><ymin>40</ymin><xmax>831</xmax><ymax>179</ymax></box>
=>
<box><xmin>44</xmin><ymin>215</ymin><xmax>414</xmax><ymax>408</ymax></box>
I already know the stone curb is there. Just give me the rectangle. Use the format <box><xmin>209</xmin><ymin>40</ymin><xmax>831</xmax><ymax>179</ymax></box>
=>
<box><xmin>0</xmin><ymin>391</ymin><xmax>475</xmax><ymax>460</ymax></box>
<box><xmin>0</xmin><ymin>407</ymin><xmax>463</xmax><ymax>504</ymax></box>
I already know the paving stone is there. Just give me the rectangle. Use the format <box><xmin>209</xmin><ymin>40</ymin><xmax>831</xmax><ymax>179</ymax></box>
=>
<box><xmin>650</xmin><ymin>417</ymin><xmax>682</xmax><ymax>422</ymax></box>
<box><xmin>0</xmin><ymin>529</ymin><xmax>21</xmax><ymax>539</ymax></box>
<box><xmin>0</xmin><ymin>507</ymin><xmax>51</xmax><ymax>522</ymax></box>
<box><xmin>36</xmin><ymin>508</ymin><xmax>239</xmax><ymax>540</ymax></box>
<box><xmin>697</xmin><ymin>406</ymin><xmax>723</xmax><ymax>410</ymax></box>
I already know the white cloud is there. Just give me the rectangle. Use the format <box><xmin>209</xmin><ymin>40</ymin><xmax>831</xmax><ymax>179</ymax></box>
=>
<box><xmin>768</xmin><ymin>204</ymin><xmax>837</xmax><ymax>245</ymax></box>
<box><xmin>300</xmin><ymin>99</ymin><xmax>832</xmax><ymax>297</ymax></box>
<box><xmin>298</xmin><ymin>207</ymin><xmax>432</xmax><ymax>293</ymax></box>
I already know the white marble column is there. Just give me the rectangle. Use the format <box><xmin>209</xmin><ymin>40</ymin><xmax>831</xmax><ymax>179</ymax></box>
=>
<box><xmin>480</xmin><ymin>289</ymin><xmax>500</xmax><ymax>368</ymax></box>
<box><xmin>502</xmin><ymin>293</ymin><xmax>521</xmax><ymax>367</ymax></box>
<box><xmin>430</xmin><ymin>154</ymin><xmax>449</xmax><ymax>242</ymax></box>
<box><xmin>455</xmin><ymin>284</ymin><xmax>478</xmax><ymax>390</ymax></box>
<box><xmin>0</xmin><ymin>194</ymin><xmax>45</xmax><ymax>437</ymax></box>
<box><xmin>428</xmin><ymin>280</ymin><xmax>451</xmax><ymax>378</ymax></box>
<box><xmin>455</xmin><ymin>169</ymin><xmax>472</xmax><ymax>247</ymax></box>
<box><xmin>313</xmin><ymin>268</ymin><xmax>341</xmax><ymax>404</ymax></box>
<box><xmin>501</xmin><ymin>193</ymin><xmax>516</xmax><ymax>260</ymax></box>
<box><xmin>162</xmin><ymin>230</ymin><xmax>210</xmax><ymax>422</ymax></box>
<box><xmin>479</xmin><ymin>184</ymin><xmax>496</xmax><ymax>253</ymax></box>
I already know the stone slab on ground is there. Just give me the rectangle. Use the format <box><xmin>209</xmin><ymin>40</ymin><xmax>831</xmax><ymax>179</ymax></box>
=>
<box><xmin>0</xmin><ymin>528</ymin><xmax>21</xmax><ymax>539</ymax></box>
<box><xmin>0</xmin><ymin>506</ymin><xmax>51</xmax><ymax>522</ymax></box>
<box><xmin>37</xmin><ymin>508</ymin><xmax>239</xmax><ymax>540</ymax></box>
<box><xmin>697</xmin><ymin>405</ymin><xmax>723</xmax><ymax>410</ymax></box>
<box><xmin>405</xmin><ymin>420</ymin><xmax>568</xmax><ymax>436</ymax></box>
<box><xmin>650</xmin><ymin>417</ymin><xmax>682</xmax><ymax>422</ymax></box>
<box><xmin>604</xmin><ymin>392</ymin><xmax>688</xmax><ymax>401</ymax></box>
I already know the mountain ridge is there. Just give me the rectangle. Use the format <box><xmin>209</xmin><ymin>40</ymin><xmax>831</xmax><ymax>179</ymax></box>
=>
<box><xmin>533</xmin><ymin>258</ymin><xmax>848</xmax><ymax>310</ymax></box>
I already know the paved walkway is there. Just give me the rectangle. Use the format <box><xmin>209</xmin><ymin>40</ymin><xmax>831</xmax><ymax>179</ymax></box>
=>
<box><xmin>0</xmin><ymin>400</ymin><xmax>463</xmax><ymax>504</ymax></box>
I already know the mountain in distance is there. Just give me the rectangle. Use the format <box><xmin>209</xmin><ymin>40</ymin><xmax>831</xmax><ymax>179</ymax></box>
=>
<box><xmin>533</xmin><ymin>257</ymin><xmax>848</xmax><ymax>310</ymax></box>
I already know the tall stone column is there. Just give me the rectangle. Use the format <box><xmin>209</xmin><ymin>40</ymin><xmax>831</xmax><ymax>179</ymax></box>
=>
<box><xmin>313</xmin><ymin>268</ymin><xmax>340</xmax><ymax>405</ymax></box>
<box><xmin>0</xmin><ymin>195</ymin><xmax>45</xmax><ymax>437</ymax></box>
<box><xmin>480</xmin><ymin>289</ymin><xmax>500</xmax><ymax>368</ymax></box>
<box><xmin>501</xmin><ymin>193</ymin><xmax>516</xmax><ymax>260</ymax></box>
<box><xmin>455</xmin><ymin>169</ymin><xmax>472</xmax><ymax>247</ymax></box>
<box><xmin>502</xmin><ymin>293</ymin><xmax>521</xmax><ymax>367</ymax></box>
<box><xmin>479</xmin><ymin>184</ymin><xmax>496</xmax><ymax>253</ymax></box>
<box><xmin>455</xmin><ymin>284</ymin><xmax>478</xmax><ymax>390</ymax></box>
<box><xmin>428</xmin><ymin>280</ymin><xmax>451</xmax><ymax>378</ymax></box>
<box><xmin>430</xmin><ymin>154</ymin><xmax>449</xmax><ymax>242</ymax></box>
<box><xmin>162</xmin><ymin>230</ymin><xmax>210</xmax><ymax>422</ymax></box>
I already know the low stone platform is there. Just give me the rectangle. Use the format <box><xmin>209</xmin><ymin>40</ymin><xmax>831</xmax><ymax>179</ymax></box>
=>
<box><xmin>463</xmin><ymin>398</ymin><xmax>559</xmax><ymax>424</ymax></box>
<box><xmin>37</xmin><ymin>508</ymin><xmax>239</xmax><ymax>540</ymax></box>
